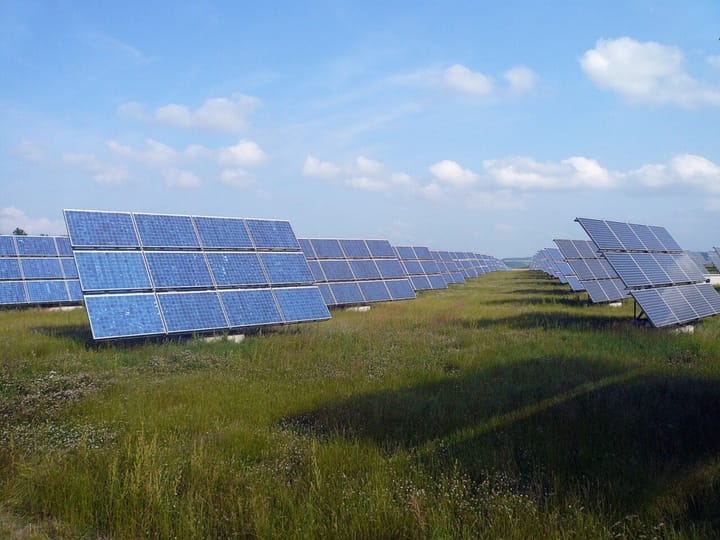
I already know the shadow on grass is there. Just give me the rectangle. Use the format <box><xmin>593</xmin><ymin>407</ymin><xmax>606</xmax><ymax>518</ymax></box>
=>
<box><xmin>510</xmin><ymin>287</ymin><xmax>578</xmax><ymax>296</ymax></box>
<box><xmin>282</xmin><ymin>356</ymin><xmax>720</xmax><ymax>528</ymax></box>
<box><xmin>485</xmin><ymin>296</ymin><xmax>587</xmax><ymax>308</ymax></box>
<box><xmin>457</xmin><ymin>310</ymin><xmax>630</xmax><ymax>331</ymax></box>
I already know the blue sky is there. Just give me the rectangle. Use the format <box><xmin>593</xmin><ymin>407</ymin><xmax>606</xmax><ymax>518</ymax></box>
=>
<box><xmin>1</xmin><ymin>1</ymin><xmax>719</xmax><ymax>258</ymax></box>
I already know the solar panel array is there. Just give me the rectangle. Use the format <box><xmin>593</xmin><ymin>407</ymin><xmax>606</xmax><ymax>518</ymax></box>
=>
<box><xmin>530</xmin><ymin>247</ymin><xmax>584</xmax><ymax>291</ymax></box>
<box><xmin>394</xmin><ymin>246</ymin><xmax>448</xmax><ymax>291</ymax></box>
<box><xmin>576</xmin><ymin>217</ymin><xmax>720</xmax><ymax>327</ymax></box>
<box><xmin>0</xmin><ymin>235</ymin><xmax>82</xmax><ymax>306</ymax></box>
<box><xmin>431</xmin><ymin>251</ymin><xmax>467</xmax><ymax>284</ymax></box>
<box><xmin>299</xmin><ymin>238</ymin><xmax>416</xmax><ymax>306</ymax></box>
<box><xmin>65</xmin><ymin>210</ymin><xmax>330</xmax><ymax>339</ymax></box>
<box><xmin>708</xmin><ymin>249</ymin><xmax>720</xmax><ymax>272</ymax></box>
<box><xmin>554</xmin><ymin>239</ymin><xmax>627</xmax><ymax>302</ymax></box>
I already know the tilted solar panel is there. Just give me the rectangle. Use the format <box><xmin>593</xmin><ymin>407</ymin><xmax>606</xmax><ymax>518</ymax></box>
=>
<box><xmin>135</xmin><ymin>213</ymin><xmax>200</xmax><ymax>248</ymax></box>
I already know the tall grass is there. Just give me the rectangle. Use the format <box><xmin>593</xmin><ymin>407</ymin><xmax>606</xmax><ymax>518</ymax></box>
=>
<box><xmin>2</xmin><ymin>271</ymin><xmax>720</xmax><ymax>538</ymax></box>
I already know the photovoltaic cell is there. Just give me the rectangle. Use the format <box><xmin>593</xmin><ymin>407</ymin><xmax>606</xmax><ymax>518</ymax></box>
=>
<box><xmin>319</xmin><ymin>260</ymin><xmax>355</xmax><ymax>281</ymax></box>
<box><xmin>365</xmin><ymin>240</ymin><xmax>395</xmax><ymax>258</ymax></box>
<box><xmin>206</xmin><ymin>252</ymin><xmax>267</xmax><ymax>287</ymax></box>
<box><xmin>358</xmin><ymin>280</ymin><xmax>391</xmax><ymax>302</ymax></box>
<box><xmin>348</xmin><ymin>259</ymin><xmax>381</xmax><ymax>279</ymax></box>
<box><xmin>309</xmin><ymin>239</ymin><xmax>344</xmax><ymax>259</ymax></box>
<box><xmin>317</xmin><ymin>283</ymin><xmax>335</xmax><ymax>305</ymax></box>
<box><xmin>194</xmin><ymin>217</ymin><xmax>253</xmax><ymax>249</ymax></box>
<box><xmin>85</xmin><ymin>293</ymin><xmax>165</xmax><ymax>339</ymax></box>
<box><xmin>410</xmin><ymin>275</ymin><xmax>432</xmax><ymax>290</ymax></box>
<box><xmin>158</xmin><ymin>291</ymin><xmax>228</xmax><ymax>333</ymax></box>
<box><xmin>298</xmin><ymin>238</ymin><xmax>315</xmax><ymax>259</ymax></box>
<box><xmin>75</xmin><ymin>251</ymin><xmax>151</xmax><ymax>291</ymax></box>
<box><xmin>575</xmin><ymin>218</ymin><xmax>623</xmax><ymax>251</ymax></box>
<box><xmin>220</xmin><ymin>289</ymin><xmax>283</xmax><ymax>327</ymax></box>
<box><xmin>375</xmin><ymin>259</ymin><xmax>406</xmax><ymax>279</ymax></box>
<box><xmin>274</xmin><ymin>287</ymin><xmax>330</xmax><ymax>322</ymax></box>
<box><xmin>0</xmin><ymin>259</ymin><xmax>21</xmax><ymax>280</ymax></box>
<box><xmin>16</xmin><ymin>236</ymin><xmax>57</xmax><ymax>256</ymax></box>
<box><xmin>67</xmin><ymin>280</ymin><xmax>83</xmax><ymax>301</ymax></box>
<box><xmin>135</xmin><ymin>213</ymin><xmax>200</xmax><ymax>248</ymax></box>
<box><xmin>145</xmin><ymin>252</ymin><xmax>213</xmax><ymax>289</ymax></box>
<box><xmin>0</xmin><ymin>237</ymin><xmax>16</xmax><ymax>256</ymax></box>
<box><xmin>65</xmin><ymin>210</ymin><xmax>139</xmax><ymax>248</ymax></box>
<box><xmin>329</xmin><ymin>282</ymin><xmax>365</xmax><ymax>305</ymax></box>
<box><xmin>20</xmin><ymin>258</ymin><xmax>63</xmax><ymax>279</ymax></box>
<box><xmin>259</xmin><ymin>252</ymin><xmax>314</xmax><ymax>285</ymax></box>
<box><xmin>61</xmin><ymin>258</ymin><xmax>79</xmax><ymax>279</ymax></box>
<box><xmin>339</xmin><ymin>239</ymin><xmax>370</xmax><ymax>258</ymax></box>
<box><xmin>0</xmin><ymin>281</ymin><xmax>27</xmax><ymax>304</ymax></box>
<box><xmin>26</xmin><ymin>281</ymin><xmax>69</xmax><ymax>303</ymax></box>
<box><xmin>55</xmin><ymin>237</ymin><xmax>73</xmax><ymax>256</ymax></box>
<box><xmin>396</xmin><ymin>246</ymin><xmax>417</xmax><ymax>259</ymax></box>
<box><xmin>385</xmin><ymin>279</ymin><xmax>416</xmax><ymax>300</ymax></box>
<box><xmin>308</xmin><ymin>260</ymin><xmax>325</xmax><ymax>282</ymax></box>
<box><xmin>245</xmin><ymin>219</ymin><xmax>299</xmax><ymax>249</ymax></box>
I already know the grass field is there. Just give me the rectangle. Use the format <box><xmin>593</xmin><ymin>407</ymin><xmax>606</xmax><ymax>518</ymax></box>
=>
<box><xmin>3</xmin><ymin>270</ymin><xmax>720</xmax><ymax>538</ymax></box>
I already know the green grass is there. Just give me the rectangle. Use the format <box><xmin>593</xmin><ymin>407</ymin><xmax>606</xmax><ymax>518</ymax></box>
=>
<box><xmin>2</xmin><ymin>270</ymin><xmax>720</xmax><ymax>538</ymax></box>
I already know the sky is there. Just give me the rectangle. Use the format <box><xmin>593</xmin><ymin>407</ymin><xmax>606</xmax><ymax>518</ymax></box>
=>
<box><xmin>1</xmin><ymin>1</ymin><xmax>719</xmax><ymax>258</ymax></box>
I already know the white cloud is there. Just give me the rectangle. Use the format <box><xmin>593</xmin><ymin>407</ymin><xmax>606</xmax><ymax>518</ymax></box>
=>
<box><xmin>443</xmin><ymin>64</ymin><xmax>494</xmax><ymax>96</ymax></box>
<box><xmin>346</xmin><ymin>176</ymin><xmax>388</xmax><ymax>192</ymax></box>
<box><xmin>580</xmin><ymin>37</ymin><xmax>720</xmax><ymax>107</ymax></box>
<box><xmin>356</xmin><ymin>155</ymin><xmax>384</xmax><ymax>176</ymax></box>
<box><xmin>483</xmin><ymin>156</ymin><xmax>615</xmax><ymax>190</ymax></box>
<box><xmin>465</xmin><ymin>190</ymin><xmax>527</xmax><ymax>211</ymax></box>
<box><xmin>217</xmin><ymin>139</ymin><xmax>267</xmax><ymax>166</ymax></box>
<box><xmin>504</xmin><ymin>66</ymin><xmax>538</xmax><ymax>95</ymax></box>
<box><xmin>219</xmin><ymin>168</ymin><xmax>255</xmax><ymax>188</ymax></box>
<box><xmin>303</xmin><ymin>155</ymin><xmax>342</xmax><ymax>180</ymax></box>
<box><xmin>118</xmin><ymin>94</ymin><xmax>261</xmax><ymax>132</ymax></box>
<box><xmin>62</xmin><ymin>153</ymin><xmax>128</xmax><ymax>185</ymax></box>
<box><xmin>629</xmin><ymin>154</ymin><xmax>720</xmax><ymax>192</ymax></box>
<box><xmin>708</xmin><ymin>55</ymin><xmax>720</xmax><ymax>69</ymax></box>
<box><xmin>0</xmin><ymin>207</ymin><xmax>66</xmax><ymax>235</ymax></box>
<box><xmin>162</xmin><ymin>168</ymin><xmax>201</xmax><ymax>188</ymax></box>
<box><xmin>106</xmin><ymin>139</ymin><xmax>178</xmax><ymax>165</ymax></box>
<box><xmin>429</xmin><ymin>160</ymin><xmax>478</xmax><ymax>187</ymax></box>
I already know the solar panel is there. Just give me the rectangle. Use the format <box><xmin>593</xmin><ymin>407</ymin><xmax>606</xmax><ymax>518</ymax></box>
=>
<box><xmin>0</xmin><ymin>234</ymin><xmax>82</xmax><ymax>307</ymax></box>
<box><xmin>576</xmin><ymin>217</ymin><xmax>720</xmax><ymax>326</ymax></box>
<box><xmin>385</xmin><ymin>279</ymin><xmax>416</xmax><ymax>300</ymax></box>
<box><xmin>301</xmin><ymin>237</ymin><xmax>416</xmax><ymax>307</ymax></box>
<box><xmin>67</xmin><ymin>210</ymin><xmax>329</xmax><ymax>339</ymax></box>
<box><xmin>395</xmin><ymin>245</ymin><xmax>448</xmax><ymax>291</ymax></box>
<box><xmin>554</xmin><ymin>239</ymin><xmax>626</xmax><ymax>303</ymax></box>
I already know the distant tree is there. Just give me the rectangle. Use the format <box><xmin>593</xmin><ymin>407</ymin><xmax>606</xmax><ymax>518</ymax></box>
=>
<box><xmin>12</xmin><ymin>227</ymin><xmax>27</xmax><ymax>236</ymax></box>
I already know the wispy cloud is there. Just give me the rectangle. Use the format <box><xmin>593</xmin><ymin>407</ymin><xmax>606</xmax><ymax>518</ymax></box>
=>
<box><xmin>81</xmin><ymin>31</ymin><xmax>154</xmax><ymax>65</ymax></box>
<box><xmin>0</xmin><ymin>206</ymin><xmax>65</xmax><ymax>235</ymax></box>
<box><xmin>118</xmin><ymin>94</ymin><xmax>261</xmax><ymax>132</ymax></box>
<box><xmin>580</xmin><ymin>37</ymin><xmax>720</xmax><ymax>107</ymax></box>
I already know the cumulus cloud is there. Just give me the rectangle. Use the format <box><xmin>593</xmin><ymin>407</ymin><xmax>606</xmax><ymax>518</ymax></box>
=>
<box><xmin>483</xmin><ymin>156</ymin><xmax>615</xmax><ymax>190</ymax></box>
<box><xmin>429</xmin><ymin>160</ymin><xmax>478</xmax><ymax>187</ymax></box>
<box><xmin>62</xmin><ymin>153</ymin><xmax>129</xmax><ymax>185</ymax></box>
<box><xmin>162</xmin><ymin>169</ymin><xmax>201</xmax><ymax>188</ymax></box>
<box><xmin>580</xmin><ymin>37</ymin><xmax>720</xmax><ymax>107</ymax></box>
<box><xmin>106</xmin><ymin>139</ymin><xmax>178</xmax><ymax>165</ymax></box>
<box><xmin>504</xmin><ymin>66</ymin><xmax>537</xmax><ymax>95</ymax></box>
<box><xmin>118</xmin><ymin>94</ymin><xmax>261</xmax><ymax>132</ymax></box>
<box><xmin>628</xmin><ymin>154</ymin><xmax>720</xmax><ymax>192</ymax></box>
<box><xmin>356</xmin><ymin>156</ymin><xmax>384</xmax><ymax>176</ymax></box>
<box><xmin>14</xmin><ymin>141</ymin><xmax>45</xmax><ymax>163</ymax></box>
<box><xmin>219</xmin><ymin>168</ymin><xmax>255</xmax><ymax>188</ymax></box>
<box><xmin>346</xmin><ymin>176</ymin><xmax>389</xmax><ymax>192</ymax></box>
<box><xmin>217</xmin><ymin>139</ymin><xmax>267</xmax><ymax>166</ymax></box>
<box><xmin>0</xmin><ymin>207</ymin><xmax>66</xmax><ymax>235</ymax></box>
<box><xmin>303</xmin><ymin>155</ymin><xmax>342</xmax><ymax>179</ymax></box>
<box><xmin>443</xmin><ymin>64</ymin><xmax>494</xmax><ymax>96</ymax></box>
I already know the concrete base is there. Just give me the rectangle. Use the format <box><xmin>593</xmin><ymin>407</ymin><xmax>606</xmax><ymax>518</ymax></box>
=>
<box><xmin>608</xmin><ymin>302</ymin><xmax>623</xmax><ymax>308</ymax></box>
<box><xmin>670</xmin><ymin>325</ymin><xmax>695</xmax><ymax>335</ymax></box>
<box><xmin>708</xmin><ymin>275</ymin><xmax>720</xmax><ymax>286</ymax></box>
<box><xmin>203</xmin><ymin>334</ymin><xmax>245</xmax><ymax>343</ymax></box>
<box><xmin>47</xmin><ymin>306</ymin><xmax>83</xmax><ymax>312</ymax></box>
<box><xmin>346</xmin><ymin>306</ymin><xmax>371</xmax><ymax>312</ymax></box>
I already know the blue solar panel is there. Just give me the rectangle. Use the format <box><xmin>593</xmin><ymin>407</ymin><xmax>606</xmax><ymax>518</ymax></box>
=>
<box><xmin>15</xmin><ymin>236</ymin><xmax>57</xmax><ymax>256</ymax></box>
<box><xmin>0</xmin><ymin>281</ymin><xmax>27</xmax><ymax>304</ymax></box>
<box><xmin>649</xmin><ymin>226</ymin><xmax>682</xmax><ymax>252</ymax></box>
<box><xmin>339</xmin><ymin>239</ymin><xmax>370</xmax><ymax>258</ymax></box>
<box><xmin>358</xmin><ymin>280</ymin><xmax>391</xmax><ymax>302</ymax></box>
<box><xmin>0</xmin><ymin>236</ymin><xmax>16</xmax><ymax>256</ymax></box>
<box><xmin>206</xmin><ymin>252</ymin><xmax>267</xmax><ymax>287</ymax></box>
<box><xmin>396</xmin><ymin>246</ymin><xmax>417</xmax><ymax>259</ymax></box>
<box><xmin>402</xmin><ymin>260</ymin><xmax>424</xmax><ymax>275</ymax></box>
<box><xmin>633</xmin><ymin>253</ymin><xmax>672</xmax><ymax>285</ymax></box>
<box><xmin>55</xmin><ymin>237</ymin><xmax>73</xmax><ymax>256</ymax></box>
<box><xmin>308</xmin><ymin>260</ymin><xmax>325</xmax><ymax>282</ymax></box>
<box><xmin>65</xmin><ymin>210</ymin><xmax>139</xmax><ymax>248</ymax></box>
<box><xmin>20</xmin><ymin>258</ymin><xmax>63</xmax><ymax>279</ymax></box>
<box><xmin>220</xmin><ymin>288</ymin><xmax>283</xmax><ymax>327</ymax></box>
<box><xmin>75</xmin><ymin>251</ymin><xmax>151</xmax><ymax>291</ymax></box>
<box><xmin>420</xmin><ymin>260</ymin><xmax>440</xmax><ymax>274</ymax></box>
<box><xmin>629</xmin><ymin>224</ymin><xmax>664</xmax><ymax>251</ymax></box>
<box><xmin>576</xmin><ymin>218</ymin><xmax>623</xmax><ymax>251</ymax></box>
<box><xmin>413</xmin><ymin>246</ymin><xmax>432</xmax><ymax>259</ymax></box>
<box><xmin>274</xmin><ymin>287</ymin><xmax>331</xmax><ymax>322</ymax></box>
<box><xmin>348</xmin><ymin>260</ymin><xmax>381</xmax><ymax>279</ymax></box>
<box><xmin>329</xmin><ymin>282</ymin><xmax>365</xmax><ymax>305</ymax></box>
<box><xmin>607</xmin><ymin>221</ymin><xmax>645</xmax><ymax>251</ymax></box>
<box><xmin>428</xmin><ymin>274</ymin><xmax>448</xmax><ymax>289</ymax></box>
<box><xmin>66</xmin><ymin>280</ymin><xmax>83</xmax><ymax>301</ymax></box>
<box><xmin>310</xmin><ymin>239</ymin><xmax>344</xmax><ymax>258</ymax></box>
<box><xmin>60</xmin><ymin>258</ymin><xmax>78</xmax><ymax>278</ymax></box>
<box><xmin>158</xmin><ymin>291</ymin><xmax>228</xmax><ymax>333</ymax></box>
<box><xmin>26</xmin><ymin>281</ymin><xmax>69</xmax><ymax>303</ymax></box>
<box><xmin>699</xmin><ymin>283</ymin><xmax>720</xmax><ymax>312</ymax></box>
<box><xmin>320</xmin><ymin>260</ymin><xmax>355</xmax><ymax>281</ymax></box>
<box><xmin>674</xmin><ymin>253</ymin><xmax>705</xmax><ymax>283</ymax></box>
<box><xmin>145</xmin><ymin>252</ymin><xmax>214</xmax><ymax>289</ymax></box>
<box><xmin>681</xmin><ymin>285</ymin><xmax>715</xmax><ymax>319</ymax></box>
<box><xmin>385</xmin><ymin>279</ymin><xmax>416</xmax><ymax>300</ymax></box>
<box><xmin>259</xmin><ymin>252</ymin><xmax>314</xmax><ymax>285</ymax></box>
<box><xmin>245</xmin><ymin>219</ymin><xmax>299</xmax><ymax>249</ymax></box>
<box><xmin>298</xmin><ymin>238</ymin><xmax>316</xmax><ymax>259</ymax></box>
<box><xmin>135</xmin><ymin>213</ymin><xmax>200</xmax><ymax>248</ymax></box>
<box><xmin>0</xmin><ymin>259</ymin><xmax>21</xmax><ymax>279</ymax></box>
<box><xmin>375</xmin><ymin>259</ymin><xmax>406</xmax><ymax>279</ymax></box>
<box><xmin>317</xmin><ymin>283</ymin><xmax>335</xmax><ymax>305</ymax></box>
<box><xmin>410</xmin><ymin>275</ymin><xmax>432</xmax><ymax>290</ymax></box>
<box><xmin>193</xmin><ymin>217</ymin><xmax>253</xmax><ymax>249</ymax></box>
<box><xmin>365</xmin><ymin>240</ymin><xmax>395</xmax><ymax>258</ymax></box>
<box><xmin>604</xmin><ymin>253</ymin><xmax>651</xmax><ymax>288</ymax></box>
<box><xmin>85</xmin><ymin>293</ymin><xmax>166</xmax><ymax>339</ymax></box>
